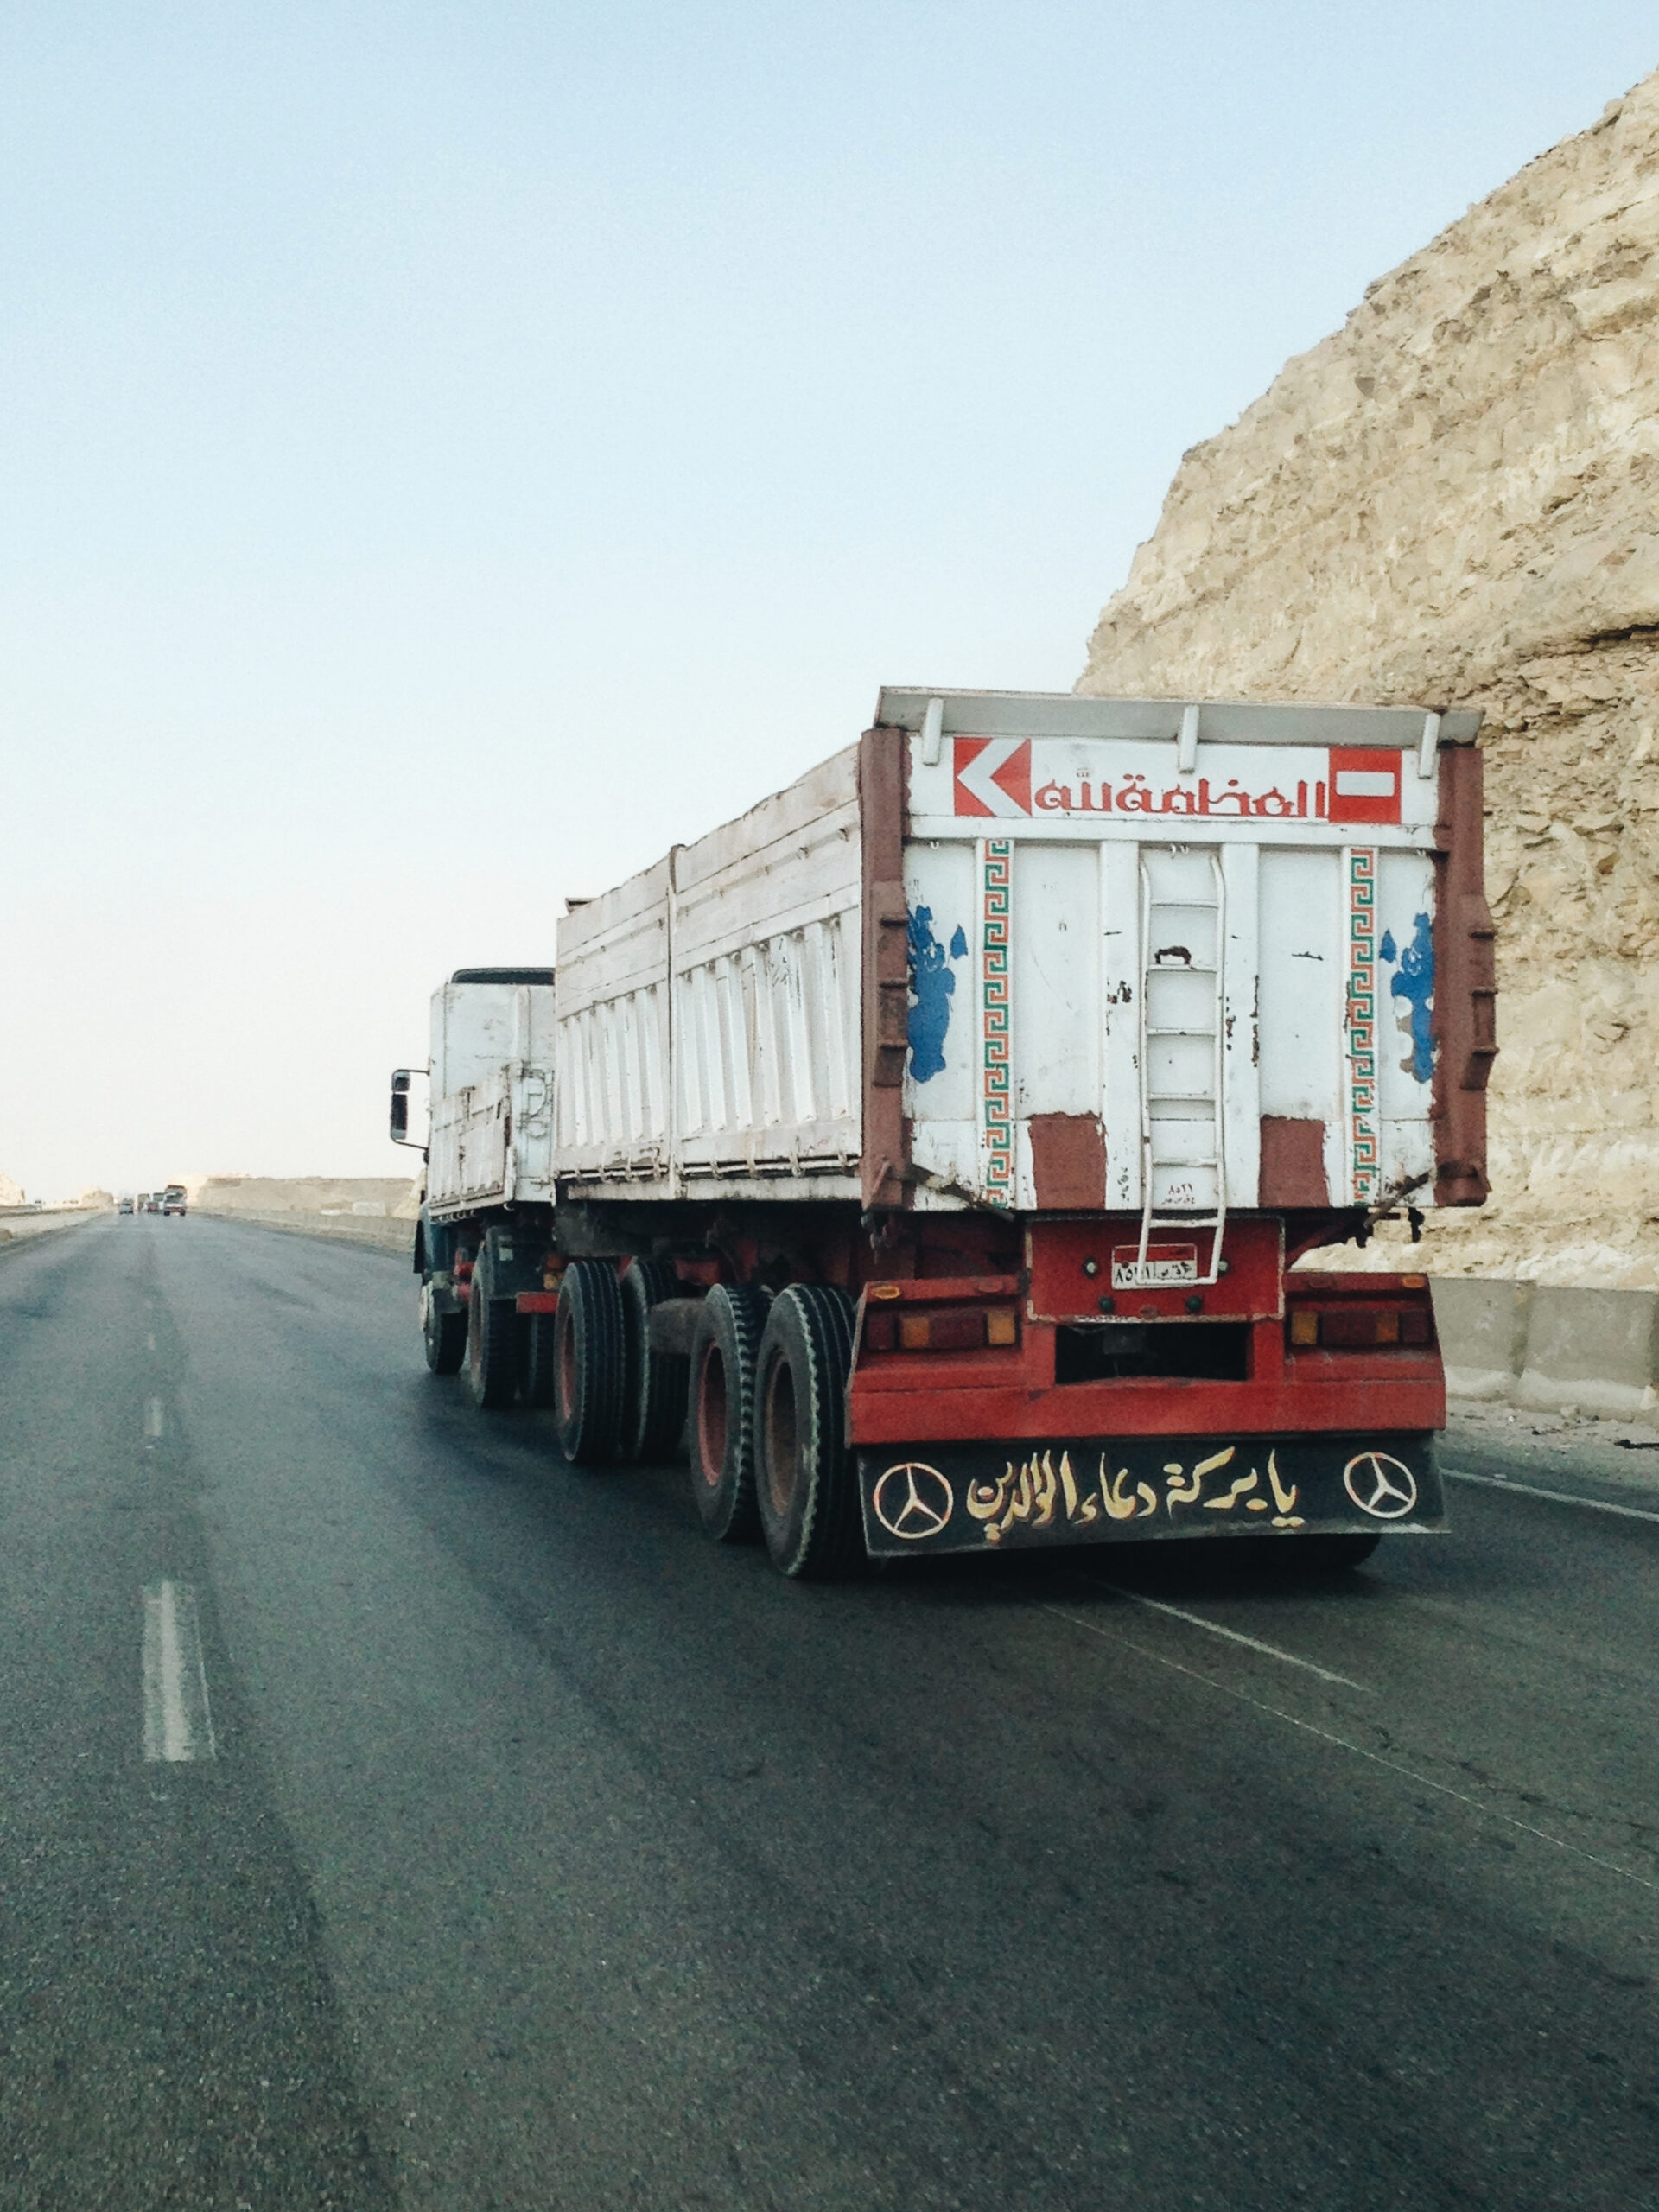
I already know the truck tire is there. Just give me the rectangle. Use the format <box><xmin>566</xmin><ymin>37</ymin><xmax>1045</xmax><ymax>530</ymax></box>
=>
<box><xmin>1224</xmin><ymin>1532</ymin><xmax>1382</xmax><ymax>1576</ymax></box>
<box><xmin>463</xmin><ymin>1244</ymin><xmax>521</xmax><ymax>1410</ymax></box>
<box><xmin>688</xmin><ymin>1285</ymin><xmax>769</xmax><ymax>1541</ymax></box>
<box><xmin>620</xmin><ymin>1259</ymin><xmax>688</xmax><ymax>1465</ymax></box>
<box><xmin>753</xmin><ymin>1285</ymin><xmax>861</xmax><ymax>1580</ymax></box>
<box><xmin>522</xmin><ymin>1310</ymin><xmax>558</xmax><ymax>1407</ymax></box>
<box><xmin>422</xmin><ymin>1282</ymin><xmax>467</xmax><ymax>1375</ymax></box>
<box><xmin>1294</xmin><ymin>1533</ymin><xmax>1381</xmax><ymax>1571</ymax></box>
<box><xmin>554</xmin><ymin>1260</ymin><xmax>626</xmax><ymax>1465</ymax></box>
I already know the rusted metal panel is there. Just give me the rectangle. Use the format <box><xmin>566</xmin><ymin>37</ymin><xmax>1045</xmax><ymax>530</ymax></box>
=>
<box><xmin>1432</xmin><ymin>742</ymin><xmax>1496</xmax><ymax>1205</ymax></box>
<box><xmin>859</xmin><ymin>724</ymin><xmax>910</xmax><ymax>1211</ymax></box>
<box><xmin>1027</xmin><ymin>1113</ymin><xmax>1107</xmax><ymax>1210</ymax></box>
<box><xmin>1258</xmin><ymin>1116</ymin><xmax>1331</xmax><ymax>1207</ymax></box>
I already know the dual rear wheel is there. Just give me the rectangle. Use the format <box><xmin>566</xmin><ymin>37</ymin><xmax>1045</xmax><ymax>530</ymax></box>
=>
<box><xmin>437</xmin><ymin>1249</ymin><xmax>863</xmax><ymax>1577</ymax></box>
<box><xmin>753</xmin><ymin>1286</ymin><xmax>861</xmax><ymax>1578</ymax></box>
<box><xmin>687</xmin><ymin>1286</ymin><xmax>769</xmax><ymax>1542</ymax></box>
<box><xmin>422</xmin><ymin>1283</ymin><xmax>467</xmax><ymax>1375</ymax></box>
<box><xmin>553</xmin><ymin>1269</ymin><xmax>863</xmax><ymax>1578</ymax></box>
<box><xmin>552</xmin><ymin>1258</ymin><xmax>691</xmax><ymax>1468</ymax></box>
<box><xmin>621</xmin><ymin>1260</ymin><xmax>689</xmax><ymax>1464</ymax></box>
<box><xmin>690</xmin><ymin>1283</ymin><xmax>861</xmax><ymax>1578</ymax></box>
<box><xmin>430</xmin><ymin>1249</ymin><xmax>690</xmax><ymax>1453</ymax></box>
<box><xmin>463</xmin><ymin>1244</ymin><xmax>522</xmax><ymax>1409</ymax></box>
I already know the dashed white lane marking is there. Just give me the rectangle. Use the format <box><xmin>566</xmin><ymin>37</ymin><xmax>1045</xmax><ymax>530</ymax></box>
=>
<box><xmin>1068</xmin><ymin>1577</ymin><xmax>1372</xmax><ymax>1692</ymax></box>
<box><xmin>1446</xmin><ymin>1467</ymin><xmax>1659</xmax><ymax>1527</ymax></box>
<box><xmin>144</xmin><ymin>1397</ymin><xmax>163</xmax><ymax>1439</ymax></box>
<box><xmin>1043</xmin><ymin>1604</ymin><xmax>1654</xmax><ymax>1891</ymax></box>
<box><xmin>142</xmin><ymin>1582</ymin><xmax>217</xmax><ymax>1762</ymax></box>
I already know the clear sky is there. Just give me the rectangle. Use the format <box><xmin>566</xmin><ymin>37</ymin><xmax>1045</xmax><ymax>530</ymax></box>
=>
<box><xmin>2</xmin><ymin>3</ymin><xmax>1654</xmax><ymax>1198</ymax></box>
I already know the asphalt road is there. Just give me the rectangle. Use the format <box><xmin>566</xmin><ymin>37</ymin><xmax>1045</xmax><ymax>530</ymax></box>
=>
<box><xmin>3</xmin><ymin>1216</ymin><xmax>1655</xmax><ymax>2212</ymax></box>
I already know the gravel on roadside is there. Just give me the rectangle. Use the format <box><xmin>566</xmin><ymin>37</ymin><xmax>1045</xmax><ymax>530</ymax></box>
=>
<box><xmin>1446</xmin><ymin>1395</ymin><xmax>1659</xmax><ymax>1497</ymax></box>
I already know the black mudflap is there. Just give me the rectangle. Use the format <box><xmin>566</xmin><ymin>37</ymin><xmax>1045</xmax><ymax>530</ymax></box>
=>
<box><xmin>856</xmin><ymin>1433</ymin><xmax>1442</xmax><ymax>1558</ymax></box>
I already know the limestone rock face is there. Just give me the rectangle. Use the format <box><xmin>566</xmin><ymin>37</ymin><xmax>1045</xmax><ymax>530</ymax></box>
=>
<box><xmin>1079</xmin><ymin>73</ymin><xmax>1659</xmax><ymax>1287</ymax></box>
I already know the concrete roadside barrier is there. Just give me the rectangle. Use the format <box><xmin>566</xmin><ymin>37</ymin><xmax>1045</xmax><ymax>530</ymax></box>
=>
<box><xmin>1432</xmin><ymin>1278</ymin><xmax>1534</xmax><ymax>1402</ymax></box>
<box><xmin>1433</xmin><ymin>1278</ymin><xmax>1659</xmax><ymax>1417</ymax></box>
<box><xmin>0</xmin><ymin>1207</ymin><xmax>105</xmax><ymax>1251</ymax></box>
<box><xmin>1516</xmin><ymin>1287</ymin><xmax>1659</xmax><ymax>1420</ymax></box>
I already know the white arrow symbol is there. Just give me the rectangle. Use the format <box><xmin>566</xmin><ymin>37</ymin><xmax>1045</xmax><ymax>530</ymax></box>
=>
<box><xmin>953</xmin><ymin>739</ymin><xmax>1031</xmax><ymax>817</ymax></box>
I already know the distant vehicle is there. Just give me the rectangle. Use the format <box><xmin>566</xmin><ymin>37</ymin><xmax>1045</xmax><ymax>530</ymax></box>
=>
<box><xmin>161</xmin><ymin>1186</ymin><xmax>187</xmax><ymax>1217</ymax></box>
<box><xmin>118</xmin><ymin>1198</ymin><xmax>135</xmax><ymax>1215</ymax></box>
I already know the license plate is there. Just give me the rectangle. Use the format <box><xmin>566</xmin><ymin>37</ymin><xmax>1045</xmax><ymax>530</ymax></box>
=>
<box><xmin>1111</xmin><ymin>1243</ymin><xmax>1198</xmax><ymax>1288</ymax></box>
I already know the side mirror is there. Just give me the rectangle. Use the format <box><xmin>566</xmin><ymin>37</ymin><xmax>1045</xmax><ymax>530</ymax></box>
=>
<box><xmin>389</xmin><ymin>1069</ymin><xmax>421</xmax><ymax>1147</ymax></box>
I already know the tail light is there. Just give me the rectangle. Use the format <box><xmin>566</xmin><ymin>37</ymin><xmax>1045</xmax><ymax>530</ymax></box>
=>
<box><xmin>864</xmin><ymin>1305</ymin><xmax>1020</xmax><ymax>1353</ymax></box>
<box><xmin>1289</xmin><ymin>1305</ymin><xmax>1432</xmax><ymax>1349</ymax></box>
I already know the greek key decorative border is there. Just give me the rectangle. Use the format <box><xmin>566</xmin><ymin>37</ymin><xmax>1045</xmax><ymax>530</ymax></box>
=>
<box><xmin>1346</xmin><ymin>846</ymin><xmax>1379</xmax><ymax>1205</ymax></box>
<box><xmin>982</xmin><ymin>839</ymin><xmax>1013</xmax><ymax>1207</ymax></box>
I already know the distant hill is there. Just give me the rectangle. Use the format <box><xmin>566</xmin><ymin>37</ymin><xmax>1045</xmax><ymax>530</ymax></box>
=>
<box><xmin>194</xmin><ymin>1176</ymin><xmax>420</xmax><ymax>1219</ymax></box>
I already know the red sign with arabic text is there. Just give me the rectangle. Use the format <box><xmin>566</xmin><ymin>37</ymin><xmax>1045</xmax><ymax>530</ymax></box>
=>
<box><xmin>950</xmin><ymin>736</ymin><xmax>1406</xmax><ymax>827</ymax></box>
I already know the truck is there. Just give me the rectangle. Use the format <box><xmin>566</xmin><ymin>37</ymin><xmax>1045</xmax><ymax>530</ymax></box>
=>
<box><xmin>393</xmin><ymin>686</ymin><xmax>1494</xmax><ymax>1579</ymax></box>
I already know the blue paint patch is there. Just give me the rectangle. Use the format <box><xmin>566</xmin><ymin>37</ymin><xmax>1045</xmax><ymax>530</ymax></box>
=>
<box><xmin>1388</xmin><ymin>911</ymin><xmax>1435</xmax><ymax>1083</ymax></box>
<box><xmin>950</xmin><ymin>924</ymin><xmax>968</xmax><ymax>960</ymax></box>
<box><xmin>906</xmin><ymin>905</ymin><xmax>958</xmax><ymax>1083</ymax></box>
<box><xmin>1379</xmin><ymin>928</ymin><xmax>1397</xmax><ymax>963</ymax></box>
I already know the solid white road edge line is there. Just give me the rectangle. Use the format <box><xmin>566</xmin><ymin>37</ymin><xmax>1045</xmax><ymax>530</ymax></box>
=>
<box><xmin>1043</xmin><ymin>1604</ymin><xmax>1654</xmax><ymax>1891</ymax></box>
<box><xmin>1066</xmin><ymin>1575</ymin><xmax>1371</xmax><ymax>1691</ymax></box>
<box><xmin>144</xmin><ymin>1396</ymin><xmax>164</xmax><ymax>1440</ymax></box>
<box><xmin>142</xmin><ymin>1581</ymin><xmax>217</xmax><ymax>1762</ymax></box>
<box><xmin>1445</xmin><ymin>1467</ymin><xmax>1659</xmax><ymax>1526</ymax></box>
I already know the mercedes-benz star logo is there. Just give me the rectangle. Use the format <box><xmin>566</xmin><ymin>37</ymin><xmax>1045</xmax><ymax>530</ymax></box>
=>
<box><xmin>1342</xmin><ymin>1451</ymin><xmax>1420</xmax><ymax>1520</ymax></box>
<box><xmin>872</xmin><ymin>1462</ymin><xmax>956</xmax><ymax>1541</ymax></box>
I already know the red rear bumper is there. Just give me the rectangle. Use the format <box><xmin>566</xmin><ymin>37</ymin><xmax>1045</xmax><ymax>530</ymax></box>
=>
<box><xmin>849</xmin><ymin>1363</ymin><xmax>1445</xmax><ymax>1446</ymax></box>
<box><xmin>849</xmin><ymin>1306</ymin><xmax>1444</xmax><ymax>1446</ymax></box>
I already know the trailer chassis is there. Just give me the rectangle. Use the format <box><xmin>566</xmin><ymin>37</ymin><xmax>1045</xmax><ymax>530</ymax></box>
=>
<box><xmin>412</xmin><ymin>1193</ymin><xmax>1445</xmax><ymax>1578</ymax></box>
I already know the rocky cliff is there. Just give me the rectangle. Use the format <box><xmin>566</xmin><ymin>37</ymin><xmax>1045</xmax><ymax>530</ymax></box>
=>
<box><xmin>1079</xmin><ymin>72</ymin><xmax>1659</xmax><ymax>1287</ymax></box>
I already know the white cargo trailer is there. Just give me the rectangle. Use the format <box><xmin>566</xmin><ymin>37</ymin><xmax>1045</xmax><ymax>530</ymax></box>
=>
<box><xmin>397</xmin><ymin>689</ymin><xmax>1493</xmax><ymax>1579</ymax></box>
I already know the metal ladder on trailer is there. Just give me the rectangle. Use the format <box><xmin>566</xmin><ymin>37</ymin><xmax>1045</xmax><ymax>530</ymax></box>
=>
<box><xmin>1134</xmin><ymin>849</ymin><xmax>1227</xmax><ymax>1287</ymax></box>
